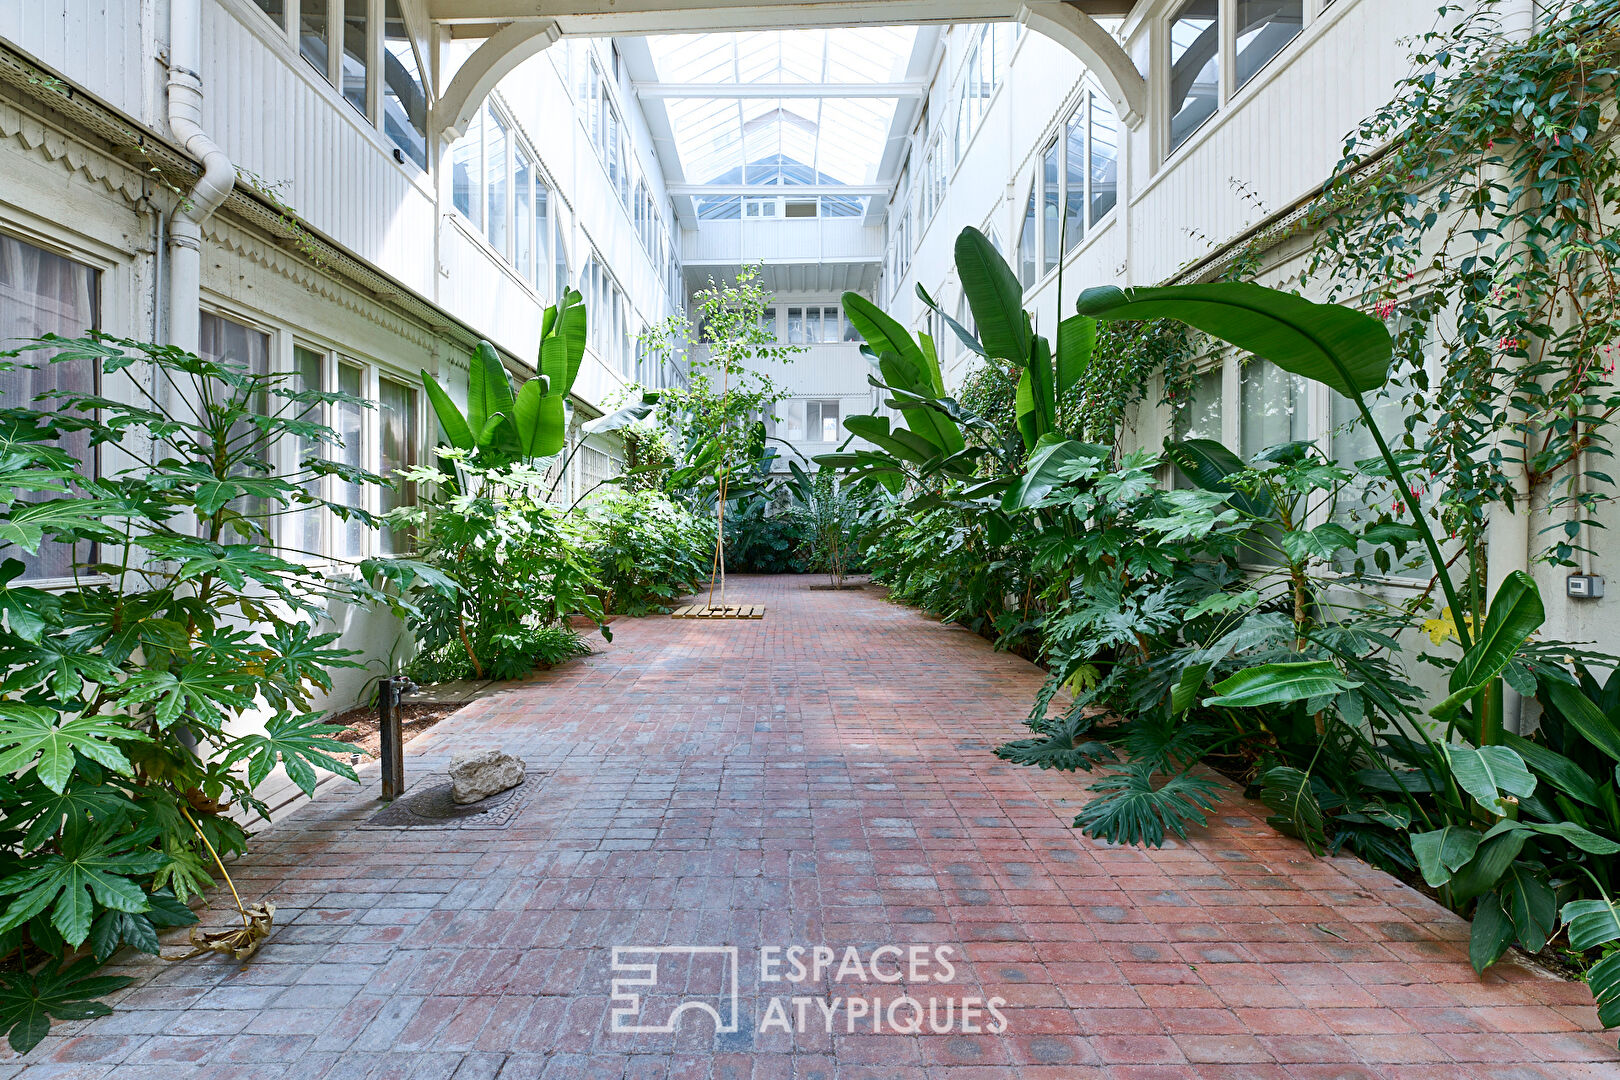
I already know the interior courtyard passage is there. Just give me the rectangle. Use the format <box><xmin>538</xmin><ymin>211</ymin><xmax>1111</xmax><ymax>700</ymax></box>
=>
<box><xmin>10</xmin><ymin>576</ymin><xmax>1617</xmax><ymax>1079</ymax></box>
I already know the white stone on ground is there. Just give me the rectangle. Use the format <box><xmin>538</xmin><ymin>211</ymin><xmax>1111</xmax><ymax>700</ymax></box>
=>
<box><xmin>448</xmin><ymin>748</ymin><xmax>526</xmax><ymax>804</ymax></box>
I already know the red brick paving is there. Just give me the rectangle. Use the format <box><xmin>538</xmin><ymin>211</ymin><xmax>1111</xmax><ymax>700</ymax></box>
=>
<box><xmin>11</xmin><ymin>575</ymin><xmax>1618</xmax><ymax>1078</ymax></box>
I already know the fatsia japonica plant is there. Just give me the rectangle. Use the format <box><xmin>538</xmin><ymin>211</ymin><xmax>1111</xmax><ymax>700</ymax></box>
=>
<box><xmin>0</xmin><ymin>333</ymin><xmax>449</xmax><ymax>1052</ymax></box>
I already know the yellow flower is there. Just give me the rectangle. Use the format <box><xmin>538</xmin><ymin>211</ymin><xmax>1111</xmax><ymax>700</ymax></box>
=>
<box><xmin>1421</xmin><ymin>607</ymin><xmax>1473</xmax><ymax>645</ymax></box>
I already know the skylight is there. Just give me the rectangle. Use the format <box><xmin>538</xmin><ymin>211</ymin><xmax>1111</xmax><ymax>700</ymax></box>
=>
<box><xmin>645</xmin><ymin>28</ymin><xmax>919</xmax><ymax>191</ymax></box>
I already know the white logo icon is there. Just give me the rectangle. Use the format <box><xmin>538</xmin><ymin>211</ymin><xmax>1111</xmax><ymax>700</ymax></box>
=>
<box><xmin>609</xmin><ymin>946</ymin><xmax>740</xmax><ymax>1034</ymax></box>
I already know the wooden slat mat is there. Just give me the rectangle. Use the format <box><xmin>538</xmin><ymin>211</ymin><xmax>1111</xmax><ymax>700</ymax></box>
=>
<box><xmin>670</xmin><ymin>605</ymin><xmax>765</xmax><ymax>619</ymax></box>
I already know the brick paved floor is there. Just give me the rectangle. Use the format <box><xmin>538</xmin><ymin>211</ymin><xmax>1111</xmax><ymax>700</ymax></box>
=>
<box><xmin>12</xmin><ymin>576</ymin><xmax>1619</xmax><ymax>1079</ymax></box>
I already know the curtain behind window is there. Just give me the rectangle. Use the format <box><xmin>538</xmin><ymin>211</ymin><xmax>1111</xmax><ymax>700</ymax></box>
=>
<box><xmin>0</xmin><ymin>235</ymin><xmax>99</xmax><ymax>581</ymax></box>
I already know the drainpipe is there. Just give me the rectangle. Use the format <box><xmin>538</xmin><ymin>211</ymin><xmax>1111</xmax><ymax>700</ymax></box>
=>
<box><xmin>166</xmin><ymin>0</ymin><xmax>235</xmax><ymax>354</ymax></box>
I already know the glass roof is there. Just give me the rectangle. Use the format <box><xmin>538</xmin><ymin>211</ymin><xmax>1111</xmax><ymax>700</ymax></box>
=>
<box><xmin>645</xmin><ymin>28</ymin><xmax>918</xmax><ymax>188</ymax></box>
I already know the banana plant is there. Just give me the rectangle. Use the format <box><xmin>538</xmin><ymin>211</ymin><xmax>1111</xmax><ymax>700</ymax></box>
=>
<box><xmin>421</xmin><ymin>290</ymin><xmax>591</xmax><ymax>474</ymax></box>
<box><xmin>949</xmin><ymin>226</ymin><xmax>1096</xmax><ymax>453</ymax></box>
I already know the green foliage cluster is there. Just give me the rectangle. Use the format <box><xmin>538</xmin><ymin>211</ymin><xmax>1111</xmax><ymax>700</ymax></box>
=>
<box><xmin>783</xmin><ymin>464</ymin><xmax>875</xmax><ymax>587</ymax></box>
<box><xmin>0</xmin><ymin>334</ymin><xmax>444</xmax><ymax>1051</ymax></box>
<box><xmin>581</xmin><ymin>489</ymin><xmax>717</xmax><ymax>615</ymax></box>
<box><xmin>722</xmin><ymin>496</ymin><xmax>808</xmax><ymax>574</ymax></box>
<box><xmin>392</xmin><ymin>458</ymin><xmax>603</xmax><ymax>682</ymax></box>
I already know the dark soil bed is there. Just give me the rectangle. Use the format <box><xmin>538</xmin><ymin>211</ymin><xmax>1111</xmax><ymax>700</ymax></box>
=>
<box><xmin>331</xmin><ymin>702</ymin><xmax>461</xmax><ymax>759</ymax></box>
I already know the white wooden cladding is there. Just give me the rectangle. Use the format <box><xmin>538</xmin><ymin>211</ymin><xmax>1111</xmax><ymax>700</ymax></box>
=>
<box><xmin>684</xmin><ymin>218</ymin><xmax>885</xmax><ymax>266</ymax></box>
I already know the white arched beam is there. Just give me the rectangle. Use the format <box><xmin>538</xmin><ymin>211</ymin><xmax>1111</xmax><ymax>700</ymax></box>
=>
<box><xmin>433</xmin><ymin>20</ymin><xmax>562</xmax><ymax>141</ymax></box>
<box><xmin>1018</xmin><ymin>2</ymin><xmax>1145</xmax><ymax>129</ymax></box>
<box><xmin>430</xmin><ymin>2</ymin><xmax>1148</xmax><ymax>140</ymax></box>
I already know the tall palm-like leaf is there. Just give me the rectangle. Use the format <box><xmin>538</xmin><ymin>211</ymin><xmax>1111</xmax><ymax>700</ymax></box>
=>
<box><xmin>956</xmin><ymin>226</ymin><xmax>1030</xmax><ymax>367</ymax></box>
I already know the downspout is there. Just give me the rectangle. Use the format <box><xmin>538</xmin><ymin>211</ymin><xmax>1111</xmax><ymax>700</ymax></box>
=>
<box><xmin>166</xmin><ymin>0</ymin><xmax>235</xmax><ymax>354</ymax></box>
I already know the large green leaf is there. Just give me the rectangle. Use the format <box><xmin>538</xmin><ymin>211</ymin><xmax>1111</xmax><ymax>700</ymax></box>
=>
<box><xmin>1258</xmin><ymin>766</ymin><xmax>1326</xmax><ymax>854</ymax></box>
<box><xmin>843</xmin><ymin>292</ymin><xmax>932</xmax><ymax>387</ymax></box>
<box><xmin>420</xmin><ymin>370</ymin><xmax>474</xmax><ymax>451</ymax></box>
<box><xmin>871</xmin><ymin>351</ymin><xmax>966</xmax><ymax>455</ymax></box>
<box><xmin>1410</xmin><ymin>825</ymin><xmax>1483</xmax><ymax>888</ymax></box>
<box><xmin>510</xmin><ymin>377</ymin><xmax>549</xmax><ymax>460</ymax></box>
<box><xmin>1015</xmin><ymin>335</ymin><xmax>1057</xmax><ymax>451</ymax></box>
<box><xmin>1583</xmin><ymin>949</ymin><xmax>1620</xmax><ymax>1032</ymax></box>
<box><xmin>0</xmin><ymin>829</ymin><xmax>163</xmax><ymax>945</ymax></box>
<box><xmin>955</xmin><ymin>226</ymin><xmax>1029</xmax><ymax>367</ymax></box>
<box><xmin>1470</xmin><ymin>891</ymin><xmax>1516</xmax><ymax>974</ymax></box>
<box><xmin>1444</xmin><ymin>744</ymin><xmax>1537</xmax><ymax>815</ymax></box>
<box><xmin>1432</xmin><ymin>571</ymin><xmax>1545</xmax><ymax>720</ymax></box>
<box><xmin>1074</xmin><ymin>281</ymin><xmax>1393</xmax><ymax>399</ymax></box>
<box><xmin>1544</xmin><ymin>679</ymin><xmax>1620</xmax><ymax>763</ymax></box>
<box><xmin>465</xmin><ymin>340</ymin><xmax>514</xmax><ymax>446</ymax></box>
<box><xmin>0</xmin><ymin>707</ymin><xmax>145</xmax><ymax>794</ymax></box>
<box><xmin>1562</xmin><ymin>895</ymin><xmax>1620</xmax><ymax>952</ymax></box>
<box><xmin>1523</xmin><ymin>820</ymin><xmax>1620</xmax><ymax>854</ymax></box>
<box><xmin>221</xmin><ymin>710</ymin><xmax>359</xmax><ymax>796</ymax></box>
<box><xmin>1449</xmin><ymin>828</ymin><xmax>1529</xmax><ymax>903</ymax></box>
<box><xmin>1055</xmin><ymin>314</ymin><xmax>1095</xmax><ymax>400</ymax></box>
<box><xmin>0</xmin><ymin>958</ymin><xmax>132</xmax><ymax>1054</ymax></box>
<box><xmin>844</xmin><ymin>415</ymin><xmax>943</xmax><ymax>466</ymax></box>
<box><xmin>1500</xmin><ymin>731</ymin><xmax>1600</xmax><ymax>806</ymax></box>
<box><xmin>583</xmin><ymin>392</ymin><xmax>659</xmax><ymax>437</ymax></box>
<box><xmin>1002</xmin><ymin>436</ymin><xmax>1109</xmax><ymax>510</ymax></box>
<box><xmin>1203</xmin><ymin>661</ymin><xmax>1360</xmax><ymax>709</ymax></box>
<box><xmin>1072</xmin><ymin>762</ymin><xmax>1224</xmax><ymax>848</ymax></box>
<box><xmin>1163</xmin><ymin>438</ymin><xmax>1273</xmax><ymax>517</ymax></box>
<box><xmin>1498</xmin><ymin>863</ymin><xmax>1557</xmax><ymax>954</ymax></box>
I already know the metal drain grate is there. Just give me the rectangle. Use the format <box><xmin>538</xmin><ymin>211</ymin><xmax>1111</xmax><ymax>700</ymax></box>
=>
<box><xmin>362</xmin><ymin>775</ymin><xmax>538</xmax><ymax>829</ymax></box>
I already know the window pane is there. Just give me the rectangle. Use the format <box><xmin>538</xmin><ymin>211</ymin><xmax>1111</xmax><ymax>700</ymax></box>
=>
<box><xmin>777</xmin><ymin>400</ymin><xmax>808</xmax><ymax>441</ymax></box>
<box><xmin>341</xmin><ymin>0</ymin><xmax>368</xmax><ymax>115</ymax></box>
<box><xmin>486</xmin><ymin>111</ymin><xmax>509</xmax><ymax>256</ymax></box>
<box><xmin>1169</xmin><ymin>0</ymin><xmax>1220</xmax><ymax>152</ymax></box>
<box><xmin>534</xmin><ymin>184</ymin><xmax>551</xmax><ymax>294</ymax></box>
<box><xmin>1089</xmin><ymin>92</ymin><xmax>1119</xmax><ymax>223</ymax></box>
<box><xmin>379</xmin><ymin>378</ymin><xmax>418</xmax><ymax>553</ymax></box>
<box><xmin>1235</xmin><ymin>0</ymin><xmax>1303</xmax><ymax>90</ymax></box>
<box><xmin>1173</xmin><ymin>368</ymin><xmax>1223</xmax><ymax>443</ymax></box>
<box><xmin>299</xmin><ymin>1</ymin><xmax>329</xmax><ymax>80</ymax></box>
<box><xmin>1017</xmin><ymin>183</ymin><xmax>1037</xmax><ymax>288</ymax></box>
<box><xmin>1041</xmin><ymin>140</ymin><xmax>1060</xmax><ymax>275</ymax></box>
<box><xmin>0</xmin><ymin>235</ymin><xmax>98</xmax><ymax>581</ymax></box>
<box><xmin>1063</xmin><ymin>113</ymin><xmax>1085</xmax><ymax>253</ymax></box>
<box><xmin>381</xmin><ymin>1</ymin><xmax>427</xmax><ymax>169</ymax></box>
<box><xmin>759</xmin><ymin>307</ymin><xmax>777</xmax><ymax>340</ymax></box>
<box><xmin>250</xmin><ymin>0</ymin><xmax>286</xmax><ymax>28</ymax></box>
<box><xmin>333</xmin><ymin>362</ymin><xmax>367</xmax><ymax>560</ymax></box>
<box><xmin>1240</xmin><ymin>357</ymin><xmax>1307</xmax><ymax>459</ymax></box>
<box><xmin>199</xmin><ymin>313</ymin><xmax>272</xmax><ymax>538</ymax></box>
<box><xmin>818</xmin><ymin>399</ymin><xmax>840</xmax><ymax>441</ymax></box>
<box><xmin>554</xmin><ymin>222</ymin><xmax>569</xmax><ymax>300</ymax></box>
<box><xmin>514</xmin><ymin>150</ymin><xmax>534</xmax><ymax>282</ymax></box>
<box><xmin>452</xmin><ymin>107</ymin><xmax>482</xmax><ymax>227</ymax></box>
<box><xmin>787</xmin><ymin>307</ymin><xmax>806</xmax><ymax>344</ymax></box>
<box><xmin>292</xmin><ymin>346</ymin><xmax>325</xmax><ymax>555</ymax></box>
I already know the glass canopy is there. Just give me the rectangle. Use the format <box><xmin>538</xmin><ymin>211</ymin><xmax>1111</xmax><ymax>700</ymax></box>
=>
<box><xmin>645</xmin><ymin>27</ymin><xmax>919</xmax><ymax>212</ymax></box>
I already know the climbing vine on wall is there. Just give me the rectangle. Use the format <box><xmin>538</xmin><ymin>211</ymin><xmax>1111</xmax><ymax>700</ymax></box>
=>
<box><xmin>1307</xmin><ymin>0</ymin><xmax>1620</xmax><ymax>571</ymax></box>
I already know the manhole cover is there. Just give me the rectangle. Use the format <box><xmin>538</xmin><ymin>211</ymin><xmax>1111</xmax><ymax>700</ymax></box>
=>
<box><xmin>363</xmin><ymin>776</ymin><xmax>538</xmax><ymax>829</ymax></box>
